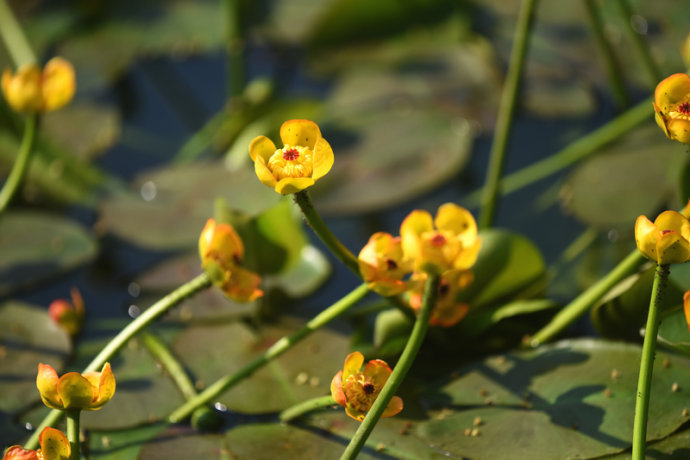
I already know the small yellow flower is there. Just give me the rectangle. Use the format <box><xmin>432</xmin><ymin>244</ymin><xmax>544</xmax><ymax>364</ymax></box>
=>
<box><xmin>49</xmin><ymin>287</ymin><xmax>85</xmax><ymax>337</ymax></box>
<box><xmin>400</xmin><ymin>203</ymin><xmax>481</xmax><ymax>275</ymax></box>
<box><xmin>36</xmin><ymin>363</ymin><xmax>116</xmax><ymax>411</ymax></box>
<box><xmin>635</xmin><ymin>210</ymin><xmax>690</xmax><ymax>265</ymax></box>
<box><xmin>330</xmin><ymin>351</ymin><xmax>403</xmax><ymax>422</ymax></box>
<box><xmin>1</xmin><ymin>57</ymin><xmax>75</xmax><ymax>113</ymax></box>
<box><xmin>653</xmin><ymin>73</ymin><xmax>690</xmax><ymax>144</ymax></box>
<box><xmin>248</xmin><ymin>119</ymin><xmax>334</xmax><ymax>195</ymax></box>
<box><xmin>2</xmin><ymin>427</ymin><xmax>70</xmax><ymax>460</ymax></box>
<box><xmin>358</xmin><ymin>232</ymin><xmax>413</xmax><ymax>296</ymax></box>
<box><xmin>408</xmin><ymin>270</ymin><xmax>473</xmax><ymax>327</ymax></box>
<box><xmin>199</xmin><ymin>218</ymin><xmax>263</xmax><ymax>302</ymax></box>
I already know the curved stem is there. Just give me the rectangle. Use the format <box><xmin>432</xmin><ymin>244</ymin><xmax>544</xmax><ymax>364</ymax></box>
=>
<box><xmin>168</xmin><ymin>283</ymin><xmax>370</xmax><ymax>423</ymax></box>
<box><xmin>478</xmin><ymin>0</ymin><xmax>538</xmax><ymax>229</ymax></box>
<box><xmin>340</xmin><ymin>275</ymin><xmax>440</xmax><ymax>460</ymax></box>
<box><xmin>529</xmin><ymin>249</ymin><xmax>644</xmax><ymax>347</ymax></box>
<box><xmin>293</xmin><ymin>190</ymin><xmax>360</xmax><ymax>274</ymax></box>
<box><xmin>141</xmin><ymin>332</ymin><xmax>198</xmax><ymax>401</ymax></box>
<box><xmin>632</xmin><ymin>264</ymin><xmax>669</xmax><ymax>459</ymax></box>
<box><xmin>65</xmin><ymin>409</ymin><xmax>80</xmax><ymax>460</ymax></box>
<box><xmin>0</xmin><ymin>115</ymin><xmax>38</xmax><ymax>213</ymax></box>
<box><xmin>25</xmin><ymin>272</ymin><xmax>212</xmax><ymax>450</ymax></box>
<box><xmin>279</xmin><ymin>395</ymin><xmax>336</xmax><ymax>423</ymax></box>
<box><xmin>0</xmin><ymin>0</ymin><xmax>37</xmax><ymax>66</ymax></box>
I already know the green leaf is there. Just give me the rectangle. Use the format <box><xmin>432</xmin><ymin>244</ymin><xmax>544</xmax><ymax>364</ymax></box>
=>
<box><xmin>0</xmin><ymin>302</ymin><xmax>71</xmax><ymax>414</ymax></box>
<box><xmin>42</xmin><ymin>104</ymin><xmax>120</xmax><ymax>160</ymax></box>
<box><xmin>0</xmin><ymin>212</ymin><xmax>97</xmax><ymax>295</ymax></box>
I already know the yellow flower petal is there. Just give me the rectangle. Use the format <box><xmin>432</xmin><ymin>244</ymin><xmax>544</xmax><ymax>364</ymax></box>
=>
<box><xmin>39</xmin><ymin>427</ymin><xmax>71</xmax><ymax>460</ymax></box>
<box><xmin>36</xmin><ymin>363</ymin><xmax>62</xmax><ymax>410</ymax></box>
<box><xmin>1</xmin><ymin>64</ymin><xmax>42</xmax><ymax>113</ymax></box>
<box><xmin>254</xmin><ymin>156</ymin><xmax>278</xmax><ymax>189</ymax></box>
<box><xmin>41</xmin><ymin>57</ymin><xmax>75</xmax><ymax>112</ymax></box>
<box><xmin>453</xmin><ymin>237</ymin><xmax>482</xmax><ymax>271</ymax></box>
<box><xmin>364</xmin><ymin>359</ymin><xmax>392</xmax><ymax>387</ymax></box>
<box><xmin>655</xmin><ymin>73</ymin><xmax>690</xmax><ymax>113</ymax></box>
<box><xmin>280</xmin><ymin>119</ymin><xmax>320</xmax><ymax>150</ymax></box>
<box><xmin>90</xmin><ymin>362</ymin><xmax>116</xmax><ymax>410</ymax></box>
<box><xmin>635</xmin><ymin>215</ymin><xmax>661</xmax><ymax>262</ymax></box>
<box><xmin>345</xmin><ymin>404</ymin><xmax>366</xmax><ymax>421</ymax></box>
<box><xmin>435</xmin><ymin>203</ymin><xmax>477</xmax><ymax>246</ymax></box>
<box><xmin>57</xmin><ymin>372</ymin><xmax>96</xmax><ymax>409</ymax></box>
<box><xmin>248</xmin><ymin>136</ymin><xmax>277</xmax><ymax>162</ymax></box>
<box><xmin>342</xmin><ymin>351</ymin><xmax>364</xmax><ymax>381</ymax></box>
<box><xmin>330</xmin><ymin>370</ymin><xmax>347</xmax><ymax>407</ymax></box>
<box><xmin>274</xmin><ymin>177</ymin><xmax>315</xmax><ymax>195</ymax></box>
<box><xmin>2</xmin><ymin>446</ymin><xmax>40</xmax><ymax>460</ymax></box>
<box><xmin>312</xmin><ymin>137</ymin><xmax>334</xmax><ymax>181</ymax></box>
<box><xmin>656</xmin><ymin>232</ymin><xmax>690</xmax><ymax>265</ymax></box>
<box><xmin>382</xmin><ymin>395</ymin><xmax>404</xmax><ymax>418</ymax></box>
<box><xmin>221</xmin><ymin>266</ymin><xmax>263</xmax><ymax>302</ymax></box>
<box><xmin>666</xmin><ymin>118</ymin><xmax>690</xmax><ymax>144</ymax></box>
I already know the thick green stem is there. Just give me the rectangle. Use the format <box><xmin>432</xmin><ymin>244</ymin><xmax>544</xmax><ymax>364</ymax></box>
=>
<box><xmin>529</xmin><ymin>250</ymin><xmax>644</xmax><ymax>347</ymax></box>
<box><xmin>340</xmin><ymin>275</ymin><xmax>440</xmax><ymax>460</ymax></box>
<box><xmin>25</xmin><ymin>273</ymin><xmax>212</xmax><ymax>450</ymax></box>
<box><xmin>0</xmin><ymin>0</ymin><xmax>37</xmax><ymax>66</ymax></box>
<box><xmin>613</xmin><ymin>0</ymin><xmax>662</xmax><ymax>86</ymax></box>
<box><xmin>279</xmin><ymin>395</ymin><xmax>337</xmax><ymax>423</ymax></box>
<box><xmin>479</xmin><ymin>0</ymin><xmax>538</xmax><ymax>229</ymax></box>
<box><xmin>141</xmin><ymin>332</ymin><xmax>198</xmax><ymax>401</ymax></box>
<box><xmin>632</xmin><ymin>264</ymin><xmax>669</xmax><ymax>459</ymax></box>
<box><xmin>0</xmin><ymin>115</ymin><xmax>38</xmax><ymax>213</ymax></box>
<box><xmin>464</xmin><ymin>98</ymin><xmax>652</xmax><ymax>206</ymax></box>
<box><xmin>222</xmin><ymin>0</ymin><xmax>244</xmax><ymax>98</ymax></box>
<box><xmin>168</xmin><ymin>283</ymin><xmax>370</xmax><ymax>423</ymax></box>
<box><xmin>293</xmin><ymin>190</ymin><xmax>360</xmax><ymax>275</ymax></box>
<box><xmin>583</xmin><ymin>0</ymin><xmax>629</xmax><ymax>108</ymax></box>
<box><xmin>65</xmin><ymin>409</ymin><xmax>80</xmax><ymax>460</ymax></box>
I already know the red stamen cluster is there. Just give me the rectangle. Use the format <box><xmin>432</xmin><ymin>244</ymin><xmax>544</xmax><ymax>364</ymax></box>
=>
<box><xmin>430</xmin><ymin>233</ymin><xmax>447</xmax><ymax>247</ymax></box>
<box><xmin>679</xmin><ymin>102</ymin><xmax>690</xmax><ymax>114</ymax></box>
<box><xmin>282</xmin><ymin>148</ymin><xmax>300</xmax><ymax>161</ymax></box>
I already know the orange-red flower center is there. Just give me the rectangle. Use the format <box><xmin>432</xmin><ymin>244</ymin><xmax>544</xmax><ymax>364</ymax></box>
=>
<box><xmin>363</xmin><ymin>382</ymin><xmax>375</xmax><ymax>394</ymax></box>
<box><xmin>430</xmin><ymin>233</ymin><xmax>447</xmax><ymax>247</ymax></box>
<box><xmin>679</xmin><ymin>102</ymin><xmax>690</xmax><ymax>115</ymax></box>
<box><xmin>282</xmin><ymin>148</ymin><xmax>300</xmax><ymax>161</ymax></box>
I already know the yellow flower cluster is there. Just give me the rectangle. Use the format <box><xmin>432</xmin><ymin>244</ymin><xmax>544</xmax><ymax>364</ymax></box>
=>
<box><xmin>1</xmin><ymin>57</ymin><xmax>75</xmax><ymax>114</ymax></box>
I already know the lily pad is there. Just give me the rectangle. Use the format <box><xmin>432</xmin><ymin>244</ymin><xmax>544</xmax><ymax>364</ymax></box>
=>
<box><xmin>0</xmin><ymin>302</ymin><xmax>71</xmax><ymax>414</ymax></box>
<box><xmin>98</xmin><ymin>161</ymin><xmax>280</xmax><ymax>250</ymax></box>
<box><xmin>418</xmin><ymin>339</ymin><xmax>690</xmax><ymax>459</ymax></box>
<box><xmin>0</xmin><ymin>212</ymin><xmax>97</xmax><ymax>295</ymax></box>
<box><xmin>172</xmin><ymin>319</ymin><xmax>349</xmax><ymax>413</ymax></box>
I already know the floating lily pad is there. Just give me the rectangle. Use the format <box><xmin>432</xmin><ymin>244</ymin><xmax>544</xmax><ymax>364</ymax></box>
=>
<box><xmin>172</xmin><ymin>319</ymin><xmax>349</xmax><ymax>413</ymax></box>
<box><xmin>561</xmin><ymin>124</ymin><xmax>679</xmax><ymax>229</ymax></box>
<box><xmin>0</xmin><ymin>302</ymin><xmax>71</xmax><ymax>414</ymax></box>
<box><xmin>88</xmin><ymin>423</ymin><xmax>168</xmax><ymax>460</ymax></box>
<box><xmin>0</xmin><ymin>212</ymin><xmax>97</xmax><ymax>295</ymax></box>
<box><xmin>98</xmin><ymin>162</ymin><xmax>280</xmax><ymax>250</ymax></box>
<box><xmin>42</xmin><ymin>104</ymin><xmax>120</xmax><ymax>160</ymax></box>
<box><xmin>417</xmin><ymin>339</ymin><xmax>690</xmax><ymax>459</ymax></box>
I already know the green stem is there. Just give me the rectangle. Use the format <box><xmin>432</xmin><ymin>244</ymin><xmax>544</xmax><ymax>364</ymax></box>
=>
<box><xmin>583</xmin><ymin>0</ymin><xmax>629</xmax><ymax>108</ymax></box>
<box><xmin>65</xmin><ymin>409</ymin><xmax>80</xmax><ymax>460</ymax></box>
<box><xmin>168</xmin><ymin>283</ymin><xmax>370</xmax><ymax>423</ymax></box>
<box><xmin>25</xmin><ymin>273</ymin><xmax>212</xmax><ymax>450</ymax></box>
<box><xmin>279</xmin><ymin>395</ymin><xmax>337</xmax><ymax>423</ymax></box>
<box><xmin>529</xmin><ymin>249</ymin><xmax>645</xmax><ymax>347</ymax></box>
<box><xmin>340</xmin><ymin>275</ymin><xmax>440</xmax><ymax>460</ymax></box>
<box><xmin>464</xmin><ymin>97</ymin><xmax>652</xmax><ymax>206</ymax></box>
<box><xmin>613</xmin><ymin>0</ymin><xmax>662</xmax><ymax>86</ymax></box>
<box><xmin>222</xmin><ymin>0</ymin><xmax>244</xmax><ymax>98</ymax></box>
<box><xmin>141</xmin><ymin>332</ymin><xmax>198</xmax><ymax>400</ymax></box>
<box><xmin>0</xmin><ymin>0</ymin><xmax>37</xmax><ymax>66</ymax></box>
<box><xmin>478</xmin><ymin>0</ymin><xmax>538</xmax><ymax>229</ymax></box>
<box><xmin>632</xmin><ymin>263</ymin><xmax>669</xmax><ymax>459</ymax></box>
<box><xmin>0</xmin><ymin>115</ymin><xmax>38</xmax><ymax>213</ymax></box>
<box><xmin>293</xmin><ymin>190</ymin><xmax>360</xmax><ymax>275</ymax></box>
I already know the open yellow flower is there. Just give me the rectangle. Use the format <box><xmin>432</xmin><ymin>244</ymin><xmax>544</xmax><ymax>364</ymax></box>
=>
<box><xmin>330</xmin><ymin>351</ymin><xmax>403</xmax><ymax>422</ymax></box>
<box><xmin>199</xmin><ymin>218</ymin><xmax>263</xmax><ymax>302</ymax></box>
<box><xmin>358</xmin><ymin>232</ymin><xmax>413</xmax><ymax>296</ymax></box>
<box><xmin>1</xmin><ymin>57</ymin><xmax>75</xmax><ymax>113</ymax></box>
<box><xmin>248</xmin><ymin>119</ymin><xmax>334</xmax><ymax>195</ymax></box>
<box><xmin>36</xmin><ymin>363</ymin><xmax>115</xmax><ymax>411</ymax></box>
<box><xmin>400</xmin><ymin>203</ymin><xmax>481</xmax><ymax>275</ymax></box>
<box><xmin>635</xmin><ymin>210</ymin><xmax>690</xmax><ymax>265</ymax></box>
<box><xmin>2</xmin><ymin>427</ymin><xmax>70</xmax><ymax>460</ymax></box>
<box><xmin>408</xmin><ymin>270</ymin><xmax>473</xmax><ymax>327</ymax></box>
<box><xmin>653</xmin><ymin>73</ymin><xmax>690</xmax><ymax>144</ymax></box>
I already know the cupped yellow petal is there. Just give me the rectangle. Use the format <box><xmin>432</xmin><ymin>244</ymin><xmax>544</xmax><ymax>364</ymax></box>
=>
<box><xmin>2</xmin><ymin>64</ymin><xmax>42</xmax><ymax>113</ymax></box>
<box><xmin>221</xmin><ymin>266</ymin><xmax>263</xmax><ymax>302</ymax></box>
<box><xmin>280</xmin><ymin>119</ymin><xmax>321</xmax><ymax>150</ymax></box>
<box><xmin>57</xmin><ymin>372</ymin><xmax>95</xmax><ymax>409</ymax></box>
<box><xmin>249</xmin><ymin>136</ymin><xmax>277</xmax><ymax>162</ymax></box>
<box><xmin>655</xmin><ymin>73</ymin><xmax>690</xmax><ymax>113</ymax></box>
<box><xmin>635</xmin><ymin>215</ymin><xmax>661</xmax><ymax>261</ymax></box>
<box><xmin>2</xmin><ymin>446</ymin><xmax>40</xmax><ymax>460</ymax></box>
<box><xmin>400</xmin><ymin>210</ymin><xmax>433</xmax><ymax>263</ymax></box>
<box><xmin>342</xmin><ymin>351</ymin><xmax>364</xmax><ymax>381</ymax></box>
<box><xmin>39</xmin><ymin>427</ymin><xmax>71</xmax><ymax>460</ymax></box>
<box><xmin>381</xmin><ymin>395</ymin><xmax>404</xmax><ymax>418</ymax></box>
<box><xmin>41</xmin><ymin>57</ymin><xmax>75</xmax><ymax>112</ymax></box>
<box><xmin>312</xmin><ymin>137</ymin><xmax>334</xmax><ymax>180</ymax></box>
<box><xmin>254</xmin><ymin>156</ymin><xmax>279</xmax><ymax>189</ymax></box>
<box><xmin>330</xmin><ymin>370</ymin><xmax>347</xmax><ymax>407</ymax></box>
<box><xmin>345</xmin><ymin>404</ymin><xmax>366</xmax><ymax>421</ymax></box>
<box><xmin>656</xmin><ymin>231</ymin><xmax>690</xmax><ymax>265</ymax></box>
<box><xmin>435</xmin><ymin>203</ymin><xmax>477</xmax><ymax>246</ymax></box>
<box><xmin>90</xmin><ymin>362</ymin><xmax>116</xmax><ymax>409</ymax></box>
<box><xmin>274</xmin><ymin>177</ymin><xmax>315</xmax><ymax>195</ymax></box>
<box><xmin>364</xmin><ymin>359</ymin><xmax>392</xmax><ymax>387</ymax></box>
<box><xmin>453</xmin><ymin>237</ymin><xmax>482</xmax><ymax>271</ymax></box>
<box><xmin>653</xmin><ymin>102</ymin><xmax>671</xmax><ymax>139</ymax></box>
<box><xmin>654</xmin><ymin>210</ymin><xmax>689</xmax><ymax>234</ymax></box>
<box><xmin>666</xmin><ymin>118</ymin><xmax>690</xmax><ymax>144</ymax></box>
<box><xmin>36</xmin><ymin>363</ymin><xmax>62</xmax><ymax>410</ymax></box>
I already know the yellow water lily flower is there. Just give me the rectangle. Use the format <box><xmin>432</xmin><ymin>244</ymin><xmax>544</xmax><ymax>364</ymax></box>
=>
<box><xmin>358</xmin><ymin>232</ymin><xmax>413</xmax><ymax>296</ymax></box>
<box><xmin>635</xmin><ymin>210</ymin><xmax>690</xmax><ymax>265</ymax></box>
<box><xmin>408</xmin><ymin>270</ymin><xmax>473</xmax><ymax>327</ymax></box>
<box><xmin>249</xmin><ymin>119</ymin><xmax>334</xmax><ymax>195</ymax></box>
<box><xmin>199</xmin><ymin>218</ymin><xmax>263</xmax><ymax>302</ymax></box>
<box><xmin>400</xmin><ymin>203</ymin><xmax>481</xmax><ymax>275</ymax></box>
<box><xmin>330</xmin><ymin>351</ymin><xmax>403</xmax><ymax>422</ymax></box>
<box><xmin>653</xmin><ymin>73</ymin><xmax>690</xmax><ymax>144</ymax></box>
<box><xmin>2</xmin><ymin>427</ymin><xmax>70</xmax><ymax>460</ymax></box>
<box><xmin>1</xmin><ymin>57</ymin><xmax>75</xmax><ymax>113</ymax></box>
<box><xmin>36</xmin><ymin>363</ymin><xmax>116</xmax><ymax>411</ymax></box>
